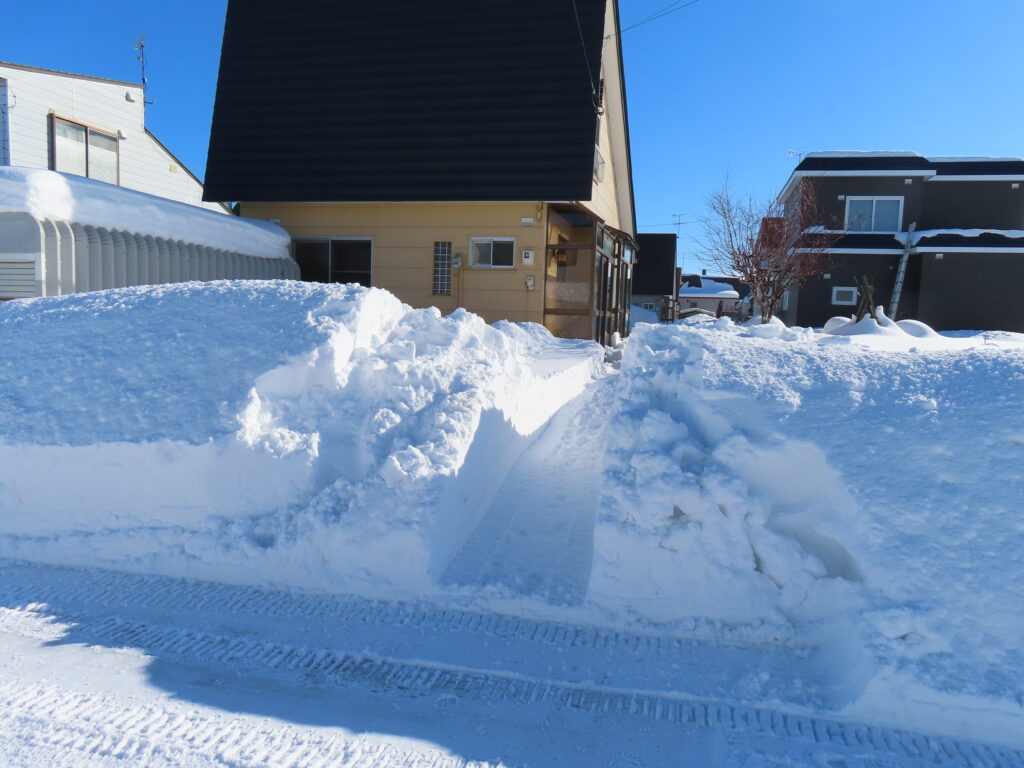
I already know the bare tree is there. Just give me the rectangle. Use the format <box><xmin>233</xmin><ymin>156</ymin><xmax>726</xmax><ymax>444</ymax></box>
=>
<box><xmin>699</xmin><ymin>178</ymin><xmax>839</xmax><ymax>323</ymax></box>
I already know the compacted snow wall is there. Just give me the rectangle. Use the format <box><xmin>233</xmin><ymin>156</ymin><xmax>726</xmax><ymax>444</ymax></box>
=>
<box><xmin>0</xmin><ymin>282</ymin><xmax>603</xmax><ymax>594</ymax></box>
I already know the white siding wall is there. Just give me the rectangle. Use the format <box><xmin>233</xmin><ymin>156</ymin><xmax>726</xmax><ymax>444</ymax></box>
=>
<box><xmin>0</xmin><ymin>64</ymin><xmax>225</xmax><ymax>214</ymax></box>
<box><xmin>578</xmin><ymin>2</ymin><xmax>634</xmax><ymax>238</ymax></box>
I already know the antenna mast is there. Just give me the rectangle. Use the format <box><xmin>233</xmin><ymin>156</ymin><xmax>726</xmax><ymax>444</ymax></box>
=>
<box><xmin>134</xmin><ymin>37</ymin><xmax>154</xmax><ymax>105</ymax></box>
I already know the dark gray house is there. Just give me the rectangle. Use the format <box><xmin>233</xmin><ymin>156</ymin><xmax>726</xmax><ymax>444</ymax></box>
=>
<box><xmin>632</xmin><ymin>233</ymin><xmax>678</xmax><ymax>319</ymax></box>
<box><xmin>778</xmin><ymin>151</ymin><xmax>1024</xmax><ymax>331</ymax></box>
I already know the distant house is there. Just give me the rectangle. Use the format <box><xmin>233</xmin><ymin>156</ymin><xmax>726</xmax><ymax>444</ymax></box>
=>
<box><xmin>632</xmin><ymin>233</ymin><xmax>678</xmax><ymax>319</ymax></box>
<box><xmin>778</xmin><ymin>151</ymin><xmax>1024</xmax><ymax>331</ymax></box>
<box><xmin>678</xmin><ymin>274</ymin><xmax>741</xmax><ymax>315</ymax></box>
<box><xmin>203</xmin><ymin>0</ymin><xmax>636</xmax><ymax>344</ymax></box>
<box><xmin>0</xmin><ymin>61</ymin><xmax>227</xmax><ymax>214</ymax></box>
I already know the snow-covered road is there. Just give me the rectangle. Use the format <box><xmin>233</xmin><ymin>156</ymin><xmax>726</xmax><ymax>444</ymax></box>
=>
<box><xmin>0</xmin><ymin>559</ymin><xmax>1018</xmax><ymax>768</ymax></box>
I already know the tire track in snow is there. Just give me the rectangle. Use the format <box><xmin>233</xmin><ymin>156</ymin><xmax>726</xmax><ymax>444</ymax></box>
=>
<box><xmin>0</xmin><ymin>558</ymin><xmax>766</xmax><ymax>657</ymax></box>
<box><xmin>0</xmin><ymin>681</ymin><xmax>467</xmax><ymax>768</ymax></box>
<box><xmin>1</xmin><ymin>603</ymin><xmax>1020</xmax><ymax>768</ymax></box>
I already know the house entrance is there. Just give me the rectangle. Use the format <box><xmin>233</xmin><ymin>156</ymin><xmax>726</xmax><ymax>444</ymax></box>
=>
<box><xmin>292</xmin><ymin>238</ymin><xmax>372</xmax><ymax>286</ymax></box>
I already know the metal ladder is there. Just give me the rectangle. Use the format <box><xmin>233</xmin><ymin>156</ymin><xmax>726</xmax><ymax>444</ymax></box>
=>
<box><xmin>890</xmin><ymin>221</ymin><xmax>915</xmax><ymax>317</ymax></box>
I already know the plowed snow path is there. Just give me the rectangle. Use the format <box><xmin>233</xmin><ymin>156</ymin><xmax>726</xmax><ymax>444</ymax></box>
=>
<box><xmin>1</xmin><ymin>560</ymin><xmax>1020</xmax><ymax>767</ymax></box>
<box><xmin>440</xmin><ymin>377</ymin><xmax>615</xmax><ymax>603</ymax></box>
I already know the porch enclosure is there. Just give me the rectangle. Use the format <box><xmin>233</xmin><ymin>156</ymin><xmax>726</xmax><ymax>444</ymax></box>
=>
<box><xmin>543</xmin><ymin>205</ymin><xmax>634</xmax><ymax>346</ymax></box>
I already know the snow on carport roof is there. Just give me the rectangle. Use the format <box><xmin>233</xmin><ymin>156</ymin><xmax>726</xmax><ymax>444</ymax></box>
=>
<box><xmin>0</xmin><ymin>167</ymin><xmax>290</xmax><ymax>258</ymax></box>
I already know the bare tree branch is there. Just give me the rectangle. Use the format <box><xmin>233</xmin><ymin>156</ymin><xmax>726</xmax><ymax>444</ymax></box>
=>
<box><xmin>698</xmin><ymin>178</ymin><xmax>840</xmax><ymax>323</ymax></box>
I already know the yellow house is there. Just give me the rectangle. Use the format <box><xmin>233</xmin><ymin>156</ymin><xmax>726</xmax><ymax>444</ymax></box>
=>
<box><xmin>204</xmin><ymin>0</ymin><xmax>636</xmax><ymax>344</ymax></box>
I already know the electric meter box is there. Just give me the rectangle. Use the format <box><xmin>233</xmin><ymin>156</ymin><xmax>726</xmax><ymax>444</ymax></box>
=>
<box><xmin>522</xmin><ymin>249</ymin><xmax>535</xmax><ymax>266</ymax></box>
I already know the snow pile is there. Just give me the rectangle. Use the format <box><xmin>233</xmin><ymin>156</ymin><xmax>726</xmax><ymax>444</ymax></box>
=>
<box><xmin>0</xmin><ymin>282</ymin><xmax>603</xmax><ymax>594</ymax></box>
<box><xmin>593</xmin><ymin>317</ymin><xmax>1024</xmax><ymax>740</ymax></box>
<box><xmin>628</xmin><ymin>303</ymin><xmax>660</xmax><ymax>327</ymax></box>
<box><xmin>0</xmin><ymin>167</ymin><xmax>290</xmax><ymax>258</ymax></box>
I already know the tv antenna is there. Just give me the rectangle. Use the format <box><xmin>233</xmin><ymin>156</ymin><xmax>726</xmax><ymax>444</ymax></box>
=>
<box><xmin>134</xmin><ymin>37</ymin><xmax>154</xmax><ymax>105</ymax></box>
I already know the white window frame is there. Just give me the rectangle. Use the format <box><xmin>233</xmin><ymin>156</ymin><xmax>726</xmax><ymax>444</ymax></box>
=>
<box><xmin>49</xmin><ymin>114</ymin><xmax>120</xmax><ymax>184</ymax></box>
<box><xmin>832</xmin><ymin>286</ymin><xmax>858</xmax><ymax>306</ymax></box>
<box><xmin>641</xmin><ymin>302</ymin><xmax>656</xmax><ymax>311</ymax></box>
<box><xmin>469</xmin><ymin>237</ymin><xmax>516</xmax><ymax>269</ymax></box>
<box><xmin>843</xmin><ymin>196</ymin><xmax>904</xmax><ymax>232</ymax></box>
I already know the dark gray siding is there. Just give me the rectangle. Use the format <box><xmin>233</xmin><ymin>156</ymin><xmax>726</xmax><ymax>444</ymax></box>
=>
<box><xmin>809</xmin><ymin>177</ymin><xmax>926</xmax><ymax>231</ymax></box>
<box><xmin>795</xmin><ymin>252</ymin><xmax>913</xmax><ymax>327</ymax></box>
<box><xmin>919</xmin><ymin>182</ymin><xmax>1024</xmax><ymax>230</ymax></box>
<box><xmin>633</xmin><ymin>234</ymin><xmax>676</xmax><ymax>295</ymax></box>
<box><xmin>918</xmin><ymin>252</ymin><xmax>1024</xmax><ymax>331</ymax></box>
<box><xmin>204</xmin><ymin>0</ymin><xmax>608</xmax><ymax>203</ymax></box>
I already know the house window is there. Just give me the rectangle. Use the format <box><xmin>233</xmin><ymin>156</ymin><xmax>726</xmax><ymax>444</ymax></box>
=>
<box><xmin>593</xmin><ymin>145</ymin><xmax>606</xmax><ymax>183</ymax></box>
<box><xmin>50</xmin><ymin>116</ymin><xmax>119</xmax><ymax>184</ymax></box>
<box><xmin>641</xmin><ymin>302</ymin><xmax>656</xmax><ymax>311</ymax></box>
<box><xmin>832</xmin><ymin>286</ymin><xmax>858</xmax><ymax>306</ymax></box>
<box><xmin>433</xmin><ymin>241</ymin><xmax>452</xmax><ymax>295</ymax></box>
<box><xmin>470</xmin><ymin>238</ymin><xmax>515</xmax><ymax>268</ymax></box>
<box><xmin>292</xmin><ymin>238</ymin><xmax>372</xmax><ymax>286</ymax></box>
<box><xmin>844</xmin><ymin>196</ymin><xmax>902</xmax><ymax>232</ymax></box>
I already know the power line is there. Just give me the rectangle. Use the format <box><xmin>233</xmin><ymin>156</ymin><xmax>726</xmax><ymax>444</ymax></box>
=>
<box><xmin>609</xmin><ymin>0</ymin><xmax>701</xmax><ymax>37</ymax></box>
<box><xmin>569</xmin><ymin>0</ymin><xmax>601</xmax><ymax>112</ymax></box>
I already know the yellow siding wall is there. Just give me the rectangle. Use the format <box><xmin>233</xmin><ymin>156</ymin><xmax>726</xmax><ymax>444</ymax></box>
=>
<box><xmin>241</xmin><ymin>202</ymin><xmax>549</xmax><ymax>325</ymax></box>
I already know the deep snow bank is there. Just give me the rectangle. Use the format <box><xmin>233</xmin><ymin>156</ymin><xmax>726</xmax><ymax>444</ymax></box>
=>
<box><xmin>594</xmin><ymin>316</ymin><xmax>1024</xmax><ymax>741</ymax></box>
<box><xmin>0</xmin><ymin>282</ymin><xmax>603</xmax><ymax>593</ymax></box>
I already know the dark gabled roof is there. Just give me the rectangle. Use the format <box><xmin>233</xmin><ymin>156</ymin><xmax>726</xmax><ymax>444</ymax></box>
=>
<box><xmin>930</xmin><ymin>159</ymin><xmax>1024</xmax><ymax>176</ymax></box>
<box><xmin>794</xmin><ymin>152</ymin><xmax>1024</xmax><ymax>176</ymax></box>
<box><xmin>204</xmin><ymin>0</ymin><xmax>609</xmax><ymax>203</ymax></box>
<box><xmin>633</xmin><ymin>233</ymin><xmax>676</xmax><ymax>294</ymax></box>
<box><xmin>795</xmin><ymin>153</ymin><xmax>934</xmax><ymax>173</ymax></box>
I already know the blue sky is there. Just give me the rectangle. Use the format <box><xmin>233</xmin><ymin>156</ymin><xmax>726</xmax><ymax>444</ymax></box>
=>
<box><xmin>5</xmin><ymin>0</ymin><xmax>1024</xmax><ymax>272</ymax></box>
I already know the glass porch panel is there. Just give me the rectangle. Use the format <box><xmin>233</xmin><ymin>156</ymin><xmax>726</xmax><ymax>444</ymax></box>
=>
<box><xmin>545</xmin><ymin>246</ymin><xmax>594</xmax><ymax>312</ymax></box>
<box><xmin>543</xmin><ymin>313</ymin><xmax>593</xmax><ymax>340</ymax></box>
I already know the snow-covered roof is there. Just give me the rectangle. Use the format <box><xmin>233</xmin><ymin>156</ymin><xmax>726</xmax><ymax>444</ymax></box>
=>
<box><xmin>0</xmin><ymin>167</ymin><xmax>291</xmax><ymax>259</ymax></box>
<box><xmin>678</xmin><ymin>277</ymin><xmax>740</xmax><ymax>298</ymax></box>
<box><xmin>803</xmin><ymin>151</ymin><xmax>918</xmax><ymax>158</ymax></box>
<box><xmin>927</xmin><ymin>156</ymin><xmax>1024</xmax><ymax>163</ymax></box>
<box><xmin>898</xmin><ymin>228</ymin><xmax>1024</xmax><ymax>246</ymax></box>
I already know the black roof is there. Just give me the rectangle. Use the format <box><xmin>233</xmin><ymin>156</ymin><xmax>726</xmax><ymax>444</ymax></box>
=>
<box><xmin>633</xmin><ymin>234</ymin><xmax>676</xmax><ymax>294</ymax></box>
<box><xmin>794</xmin><ymin>153</ymin><xmax>1024</xmax><ymax>177</ymax></box>
<box><xmin>832</xmin><ymin>233</ymin><xmax>905</xmax><ymax>250</ymax></box>
<box><xmin>204</xmin><ymin>0</ymin><xmax>610</xmax><ymax>203</ymax></box>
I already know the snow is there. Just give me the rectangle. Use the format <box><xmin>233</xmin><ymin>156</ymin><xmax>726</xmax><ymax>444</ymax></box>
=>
<box><xmin>0</xmin><ymin>281</ymin><xmax>603</xmax><ymax>597</ymax></box>
<box><xmin>928</xmin><ymin>155</ymin><xmax>1024</xmax><ymax>162</ymax></box>
<box><xmin>1</xmin><ymin>282</ymin><xmax>1022</xmax><ymax>762</ymax></box>
<box><xmin>678</xmin><ymin>277</ymin><xmax>739</xmax><ymax>298</ymax></box>
<box><xmin>896</xmin><ymin>227</ymin><xmax>1024</xmax><ymax>246</ymax></box>
<box><xmin>803</xmin><ymin>150</ymin><xmax>919</xmax><ymax>158</ymax></box>
<box><xmin>0</xmin><ymin>166</ymin><xmax>290</xmax><ymax>258</ymax></box>
<box><xmin>628</xmin><ymin>303</ymin><xmax>660</xmax><ymax>327</ymax></box>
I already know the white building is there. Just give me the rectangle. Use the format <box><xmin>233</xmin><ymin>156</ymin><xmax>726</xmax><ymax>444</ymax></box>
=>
<box><xmin>0</xmin><ymin>61</ymin><xmax>226</xmax><ymax>213</ymax></box>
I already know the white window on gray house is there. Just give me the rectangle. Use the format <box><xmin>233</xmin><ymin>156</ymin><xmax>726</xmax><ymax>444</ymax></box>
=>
<box><xmin>832</xmin><ymin>286</ymin><xmax>858</xmax><ymax>306</ymax></box>
<box><xmin>470</xmin><ymin>238</ymin><xmax>515</xmax><ymax>268</ymax></box>
<box><xmin>51</xmin><ymin>116</ymin><xmax>119</xmax><ymax>184</ymax></box>
<box><xmin>845</xmin><ymin>196</ymin><xmax>902</xmax><ymax>232</ymax></box>
<box><xmin>641</xmin><ymin>302</ymin><xmax>656</xmax><ymax>311</ymax></box>
<box><xmin>433</xmin><ymin>241</ymin><xmax>452</xmax><ymax>295</ymax></box>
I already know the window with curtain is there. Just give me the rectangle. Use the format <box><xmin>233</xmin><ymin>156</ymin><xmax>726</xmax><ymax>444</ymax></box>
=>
<box><xmin>51</xmin><ymin>117</ymin><xmax>119</xmax><ymax>183</ymax></box>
